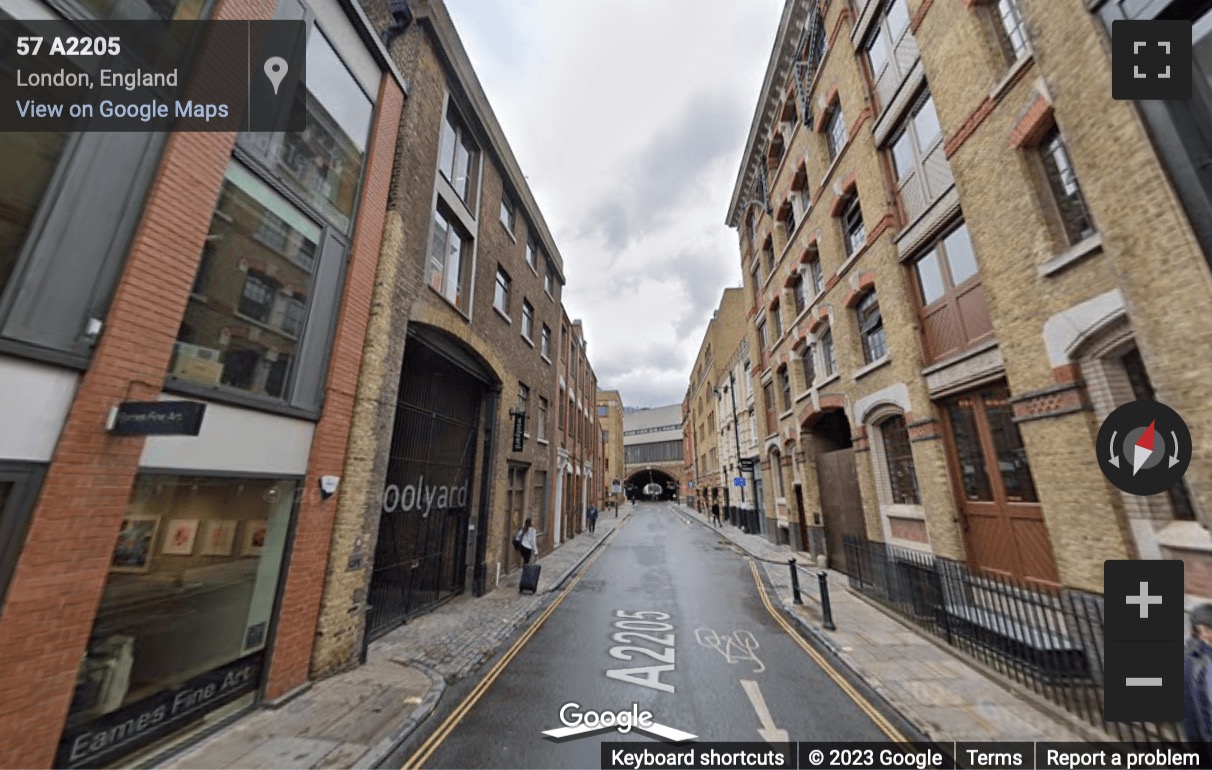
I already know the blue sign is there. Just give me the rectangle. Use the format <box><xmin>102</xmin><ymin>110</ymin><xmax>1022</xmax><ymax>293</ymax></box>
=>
<box><xmin>733</xmin><ymin>477</ymin><xmax>746</xmax><ymax>487</ymax></box>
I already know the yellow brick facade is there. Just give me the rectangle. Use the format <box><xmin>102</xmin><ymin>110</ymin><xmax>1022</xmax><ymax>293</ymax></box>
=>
<box><xmin>724</xmin><ymin>0</ymin><xmax>1212</xmax><ymax>594</ymax></box>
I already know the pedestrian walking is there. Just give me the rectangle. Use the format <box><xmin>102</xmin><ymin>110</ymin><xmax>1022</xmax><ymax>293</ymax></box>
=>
<box><xmin>710</xmin><ymin>500</ymin><xmax>721</xmax><ymax>527</ymax></box>
<box><xmin>514</xmin><ymin>517</ymin><xmax>538</xmax><ymax>565</ymax></box>
<box><xmin>587</xmin><ymin>505</ymin><xmax>598</xmax><ymax>534</ymax></box>
<box><xmin>1185</xmin><ymin>604</ymin><xmax>1212</xmax><ymax>746</ymax></box>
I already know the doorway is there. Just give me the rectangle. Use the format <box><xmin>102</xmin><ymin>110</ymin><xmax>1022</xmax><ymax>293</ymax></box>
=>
<box><xmin>939</xmin><ymin>383</ymin><xmax>1060</xmax><ymax>585</ymax></box>
<box><xmin>811</xmin><ymin>411</ymin><xmax>865</xmax><ymax>574</ymax></box>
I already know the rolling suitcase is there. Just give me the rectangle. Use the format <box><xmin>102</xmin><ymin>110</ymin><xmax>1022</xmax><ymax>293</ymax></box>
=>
<box><xmin>519</xmin><ymin>563</ymin><xmax>541</xmax><ymax>594</ymax></box>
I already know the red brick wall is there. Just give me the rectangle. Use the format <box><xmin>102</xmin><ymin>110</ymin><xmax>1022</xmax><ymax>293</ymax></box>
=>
<box><xmin>263</xmin><ymin>77</ymin><xmax>403</xmax><ymax>700</ymax></box>
<box><xmin>0</xmin><ymin>3</ymin><xmax>273</xmax><ymax>765</ymax></box>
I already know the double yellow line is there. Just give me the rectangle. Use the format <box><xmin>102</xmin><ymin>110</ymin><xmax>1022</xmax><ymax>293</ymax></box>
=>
<box><xmin>748</xmin><ymin>559</ymin><xmax>907</xmax><ymax>742</ymax></box>
<box><xmin>401</xmin><ymin>525</ymin><xmax>623</xmax><ymax>769</ymax></box>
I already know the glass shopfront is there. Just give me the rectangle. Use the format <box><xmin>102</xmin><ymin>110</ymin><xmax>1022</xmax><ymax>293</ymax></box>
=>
<box><xmin>56</xmin><ymin>474</ymin><xmax>298</xmax><ymax>769</ymax></box>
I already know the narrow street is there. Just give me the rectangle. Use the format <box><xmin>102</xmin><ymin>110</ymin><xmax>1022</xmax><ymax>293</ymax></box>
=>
<box><xmin>387</xmin><ymin>502</ymin><xmax>918</xmax><ymax>770</ymax></box>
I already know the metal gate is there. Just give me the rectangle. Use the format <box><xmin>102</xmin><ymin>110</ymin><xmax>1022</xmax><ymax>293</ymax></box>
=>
<box><xmin>368</xmin><ymin>342</ymin><xmax>483</xmax><ymax>639</ymax></box>
<box><xmin>816</xmin><ymin>448</ymin><xmax>865</xmax><ymax>574</ymax></box>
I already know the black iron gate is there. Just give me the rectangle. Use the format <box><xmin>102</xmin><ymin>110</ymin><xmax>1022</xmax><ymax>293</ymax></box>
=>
<box><xmin>368</xmin><ymin>341</ymin><xmax>484</xmax><ymax>639</ymax></box>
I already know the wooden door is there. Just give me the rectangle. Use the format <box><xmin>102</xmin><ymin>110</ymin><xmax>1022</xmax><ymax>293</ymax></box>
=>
<box><xmin>940</xmin><ymin>384</ymin><xmax>1060</xmax><ymax>586</ymax></box>
<box><xmin>816</xmin><ymin>449</ymin><xmax>865</xmax><ymax>574</ymax></box>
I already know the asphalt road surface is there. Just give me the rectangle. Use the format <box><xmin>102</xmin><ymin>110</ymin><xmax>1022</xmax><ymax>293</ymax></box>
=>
<box><xmin>386</xmin><ymin>501</ymin><xmax>920</xmax><ymax>770</ymax></box>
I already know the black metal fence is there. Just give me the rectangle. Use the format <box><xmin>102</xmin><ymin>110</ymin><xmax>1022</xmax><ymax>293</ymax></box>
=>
<box><xmin>843</xmin><ymin>535</ymin><xmax>1179</xmax><ymax>745</ymax></box>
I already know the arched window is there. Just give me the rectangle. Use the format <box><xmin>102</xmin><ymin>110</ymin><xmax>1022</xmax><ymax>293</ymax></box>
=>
<box><xmin>879</xmin><ymin>415</ymin><xmax>920</xmax><ymax>505</ymax></box>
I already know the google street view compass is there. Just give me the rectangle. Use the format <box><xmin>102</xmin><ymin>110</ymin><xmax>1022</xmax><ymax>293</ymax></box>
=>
<box><xmin>1097</xmin><ymin>399</ymin><xmax>1191</xmax><ymax>496</ymax></box>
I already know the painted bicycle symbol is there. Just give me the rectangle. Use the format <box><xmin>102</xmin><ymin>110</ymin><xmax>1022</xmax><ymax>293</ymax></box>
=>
<box><xmin>694</xmin><ymin>628</ymin><xmax>765</xmax><ymax>673</ymax></box>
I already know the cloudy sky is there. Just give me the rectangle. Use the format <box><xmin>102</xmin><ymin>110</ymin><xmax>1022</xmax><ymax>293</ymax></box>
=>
<box><xmin>444</xmin><ymin>0</ymin><xmax>784</xmax><ymax>408</ymax></box>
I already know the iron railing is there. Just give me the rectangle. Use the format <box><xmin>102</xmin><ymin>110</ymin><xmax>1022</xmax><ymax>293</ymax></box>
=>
<box><xmin>843</xmin><ymin>535</ymin><xmax>1180</xmax><ymax>746</ymax></box>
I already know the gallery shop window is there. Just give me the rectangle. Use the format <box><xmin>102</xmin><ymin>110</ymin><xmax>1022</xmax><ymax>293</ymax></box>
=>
<box><xmin>59</xmin><ymin>475</ymin><xmax>298</xmax><ymax>770</ymax></box>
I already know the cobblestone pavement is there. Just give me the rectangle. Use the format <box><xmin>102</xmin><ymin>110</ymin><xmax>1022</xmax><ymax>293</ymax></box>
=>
<box><xmin>667</xmin><ymin>503</ymin><xmax>1101</xmax><ymax>744</ymax></box>
<box><xmin>163</xmin><ymin>507</ymin><xmax>633</xmax><ymax>770</ymax></box>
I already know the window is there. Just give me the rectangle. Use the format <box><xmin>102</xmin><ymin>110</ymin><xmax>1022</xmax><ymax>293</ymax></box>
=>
<box><xmin>544</xmin><ymin>261</ymin><xmax>555</xmax><ymax>296</ymax></box>
<box><xmin>526</xmin><ymin>240</ymin><xmax>538</xmax><ymax>271</ymax></box>
<box><xmin>534</xmin><ymin>470</ymin><xmax>548</xmax><ymax>529</ymax></box>
<box><xmin>793</xmin><ymin>274</ymin><xmax>808</xmax><ymax>315</ymax></box>
<box><xmin>239</xmin><ymin>27</ymin><xmax>374</xmax><ymax>235</ymax></box>
<box><xmin>427</xmin><ymin>207</ymin><xmax>473</xmax><ymax>313</ymax></box>
<box><xmin>891</xmin><ymin>94</ymin><xmax>943</xmax><ymax>182</ymax></box>
<box><xmin>808</xmin><ymin>256</ymin><xmax>825</xmax><ymax>295</ymax></box>
<box><xmin>779</xmin><ymin>367</ymin><xmax>792</xmax><ymax>411</ymax></box>
<box><xmin>757</xmin><ymin>319</ymin><xmax>769</xmax><ymax>352</ymax></box>
<box><xmin>912</xmin><ymin>223</ymin><xmax>993</xmax><ymax>362</ymax></box>
<box><xmin>438</xmin><ymin>105</ymin><xmax>478</xmax><ymax>205</ymax></box>
<box><xmin>879</xmin><ymin>415</ymin><xmax>921</xmax><ymax>504</ymax></box>
<box><xmin>518</xmin><ymin>383</ymin><xmax>529</xmax><ymax>416</ymax></box>
<box><xmin>1039</xmin><ymin>127</ymin><xmax>1095</xmax><ymax>244</ymax></box>
<box><xmin>173</xmin><ymin>161</ymin><xmax>322</xmax><ymax>403</ymax></box>
<box><xmin>500</xmin><ymin>193</ymin><xmax>515</xmax><ymax>233</ymax></box>
<box><xmin>993</xmin><ymin>0</ymin><xmax>1030</xmax><ymax>62</ymax></box>
<box><xmin>494</xmin><ymin>267</ymin><xmax>511</xmax><ymax>316</ymax></box>
<box><xmin>598</xmin><ymin>405</ymin><xmax>609</xmax><ymax>417</ymax></box>
<box><xmin>541</xmin><ymin>324</ymin><xmax>551</xmax><ymax>359</ymax></box>
<box><xmin>825</xmin><ymin>106</ymin><xmax>847</xmax><ymax>161</ymax></box>
<box><xmin>558</xmin><ymin>388</ymin><xmax>566</xmax><ymax>430</ymax></box>
<box><xmin>840</xmin><ymin>193</ymin><xmax>866</xmax><ymax>256</ymax></box>
<box><xmin>763</xmin><ymin>382</ymin><xmax>778</xmax><ymax>435</ymax></box>
<box><xmin>783</xmin><ymin>204</ymin><xmax>797</xmax><ymax>237</ymax></box>
<box><xmin>867</xmin><ymin>25</ymin><xmax>890</xmax><ymax>79</ymax></box>
<box><xmin>801</xmin><ymin>344</ymin><xmax>816</xmax><ymax>388</ymax></box>
<box><xmin>771</xmin><ymin>302</ymin><xmax>783</xmax><ymax>339</ymax></box>
<box><xmin>857</xmin><ymin>291</ymin><xmax>888</xmax><ymax>363</ymax></box>
<box><xmin>521</xmin><ymin>300</ymin><xmax>534</xmax><ymax>341</ymax></box>
<box><xmin>821</xmin><ymin>326</ymin><xmax>836</xmax><ymax>376</ymax></box>
<box><xmin>65</xmin><ymin>475</ymin><xmax>297</xmax><ymax>769</ymax></box>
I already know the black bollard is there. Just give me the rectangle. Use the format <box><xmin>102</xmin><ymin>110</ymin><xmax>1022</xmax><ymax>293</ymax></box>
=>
<box><xmin>818</xmin><ymin>571</ymin><xmax>836</xmax><ymax>631</ymax></box>
<box><xmin>789</xmin><ymin>559</ymin><xmax>803</xmax><ymax>605</ymax></box>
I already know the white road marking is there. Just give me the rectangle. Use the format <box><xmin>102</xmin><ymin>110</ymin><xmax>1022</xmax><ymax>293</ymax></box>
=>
<box><xmin>695</xmin><ymin>628</ymin><xmax>765</xmax><ymax>673</ymax></box>
<box><xmin>740</xmin><ymin>679</ymin><xmax>789</xmax><ymax>743</ymax></box>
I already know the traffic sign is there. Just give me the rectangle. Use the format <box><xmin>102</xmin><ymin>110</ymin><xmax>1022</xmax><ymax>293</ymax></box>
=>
<box><xmin>733</xmin><ymin>477</ymin><xmax>745</xmax><ymax>487</ymax></box>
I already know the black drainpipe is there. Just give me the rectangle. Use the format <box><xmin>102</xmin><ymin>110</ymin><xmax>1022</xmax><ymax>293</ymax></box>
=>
<box><xmin>473</xmin><ymin>385</ymin><xmax>501</xmax><ymax>596</ymax></box>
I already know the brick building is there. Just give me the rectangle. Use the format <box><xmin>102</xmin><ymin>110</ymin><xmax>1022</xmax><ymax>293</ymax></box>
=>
<box><xmin>682</xmin><ymin>288</ymin><xmax>748</xmax><ymax>515</ymax></box>
<box><xmin>726</xmin><ymin>0</ymin><xmax>1212</xmax><ymax>599</ymax></box>
<box><xmin>624</xmin><ymin>404</ymin><xmax>684</xmax><ymax>501</ymax></box>
<box><xmin>553</xmin><ymin>315</ymin><xmax>601</xmax><ymax>543</ymax></box>
<box><xmin>309</xmin><ymin>0</ymin><xmax>574</xmax><ymax>673</ymax></box>
<box><xmin>597</xmin><ymin>389</ymin><xmax>626</xmax><ymax>505</ymax></box>
<box><xmin>0</xmin><ymin>0</ymin><xmax>403</xmax><ymax>766</ymax></box>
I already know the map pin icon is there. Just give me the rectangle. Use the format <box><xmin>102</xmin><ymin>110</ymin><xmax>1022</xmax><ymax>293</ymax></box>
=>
<box><xmin>264</xmin><ymin>56</ymin><xmax>288</xmax><ymax>95</ymax></box>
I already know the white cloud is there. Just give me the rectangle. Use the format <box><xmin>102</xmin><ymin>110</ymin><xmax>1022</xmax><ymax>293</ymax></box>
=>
<box><xmin>445</xmin><ymin>0</ymin><xmax>783</xmax><ymax>407</ymax></box>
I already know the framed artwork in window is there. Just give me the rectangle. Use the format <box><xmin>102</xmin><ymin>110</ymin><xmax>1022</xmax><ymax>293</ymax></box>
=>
<box><xmin>199</xmin><ymin>520</ymin><xmax>238</xmax><ymax>556</ymax></box>
<box><xmin>241</xmin><ymin>520</ymin><xmax>268</xmax><ymax>556</ymax></box>
<box><xmin>162</xmin><ymin>519</ymin><xmax>199</xmax><ymax>555</ymax></box>
<box><xmin>111</xmin><ymin>516</ymin><xmax>160</xmax><ymax>573</ymax></box>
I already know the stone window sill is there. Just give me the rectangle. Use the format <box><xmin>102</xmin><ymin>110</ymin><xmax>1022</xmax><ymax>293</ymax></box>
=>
<box><xmin>854</xmin><ymin>355</ymin><xmax>892</xmax><ymax>381</ymax></box>
<box><xmin>1038</xmin><ymin>233</ymin><xmax>1103</xmax><ymax>278</ymax></box>
<box><xmin>493</xmin><ymin>306</ymin><xmax>512</xmax><ymax>324</ymax></box>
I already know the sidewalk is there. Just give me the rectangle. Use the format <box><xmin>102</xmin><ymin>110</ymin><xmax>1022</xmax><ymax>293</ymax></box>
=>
<box><xmin>163</xmin><ymin>507</ymin><xmax>632</xmax><ymax>770</ymax></box>
<box><xmin>669</xmin><ymin>503</ymin><xmax>1097</xmax><ymax>744</ymax></box>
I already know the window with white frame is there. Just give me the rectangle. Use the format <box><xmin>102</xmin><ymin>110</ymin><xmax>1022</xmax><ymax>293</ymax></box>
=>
<box><xmin>792</xmin><ymin>273</ymin><xmax>808</xmax><ymax>316</ymax></box>
<box><xmin>771</xmin><ymin>301</ymin><xmax>783</xmax><ymax>339</ymax></box>
<box><xmin>494</xmin><ymin>266</ymin><xmax>511</xmax><ymax>316</ymax></box>
<box><xmin>538</xmin><ymin>396</ymin><xmax>549</xmax><ymax>439</ymax></box>
<box><xmin>526</xmin><ymin>239</ymin><xmax>538</xmax><ymax>271</ymax></box>
<box><xmin>840</xmin><ymin>192</ymin><xmax>866</xmax><ymax>256</ymax></box>
<box><xmin>518</xmin><ymin>382</ymin><xmax>529</xmax><ymax>415</ymax></box>
<box><xmin>992</xmin><ymin>0</ymin><xmax>1030</xmax><ymax>63</ymax></box>
<box><xmin>428</xmin><ymin>207</ymin><xmax>473</xmax><ymax>313</ymax></box>
<box><xmin>438</xmin><ymin>105</ymin><xmax>478</xmax><ymax>207</ymax></box>
<box><xmin>856</xmin><ymin>291</ymin><xmax>888</xmax><ymax>363</ymax></box>
<box><xmin>801</xmin><ymin>343</ymin><xmax>816</xmax><ymax>388</ymax></box>
<box><xmin>499</xmin><ymin>193</ymin><xmax>515</xmax><ymax>233</ymax></box>
<box><xmin>541</xmin><ymin>324</ymin><xmax>551</xmax><ymax>358</ymax></box>
<box><xmin>825</xmin><ymin>104</ymin><xmax>847</xmax><ymax>161</ymax></box>
<box><xmin>521</xmin><ymin>299</ymin><xmax>534</xmax><ymax>341</ymax></box>
<box><xmin>544</xmin><ymin>260</ymin><xmax>555</xmax><ymax>297</ymax></box>
<box><xmin>1038</xmin><ymin>127</ymin><xmax>1095</xmax><ymax>244</ymax></box>
<box><xmin>821</xmin><ymin>325</ymin><xmax>836</xmax><ymax>376</ymax></box>
<box><xmin>757</xmin><ymin>318</ymin><xmax>769</xmax><ymax>352</ymax></box>
<box><xmin>808</xmin><ymin>254</ymin><xmax>824</xmax><ymax>295</ymax></box>
<box><xmin>779</xmin><ymin>367</ymin><xmax>792</xmax><ymax>411</ymax></box>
